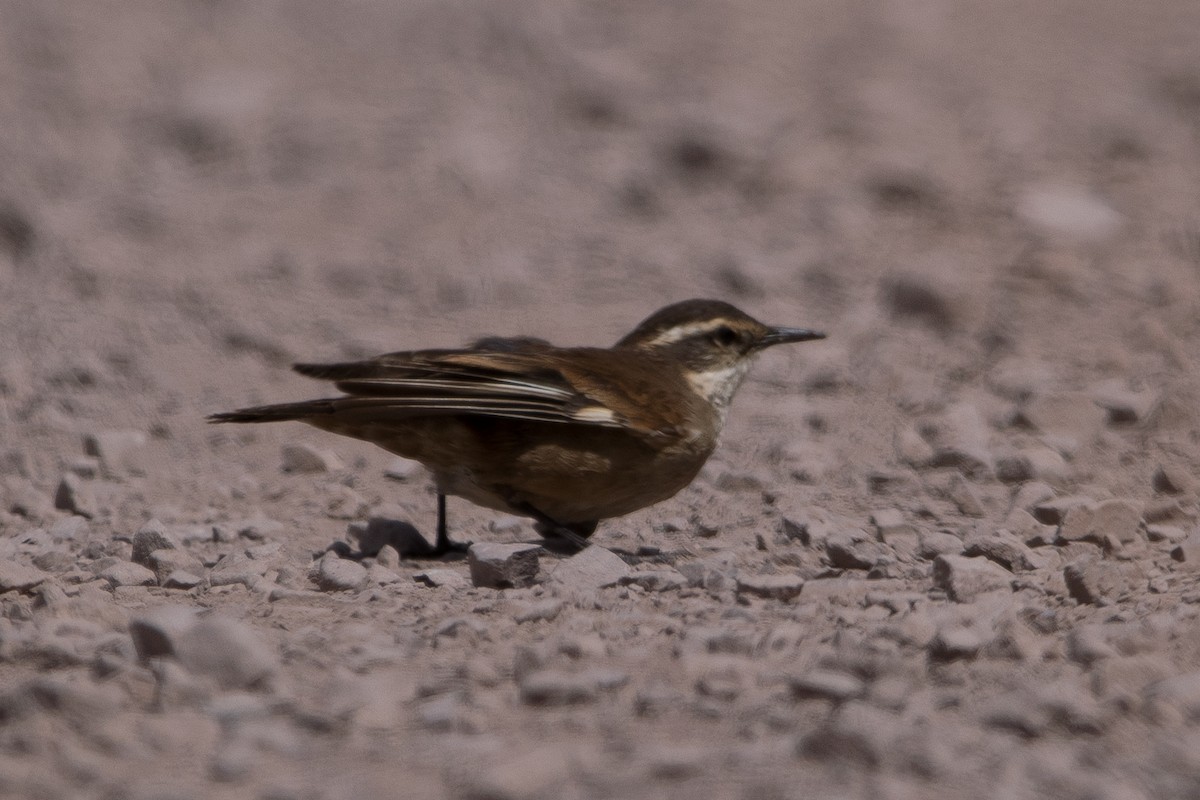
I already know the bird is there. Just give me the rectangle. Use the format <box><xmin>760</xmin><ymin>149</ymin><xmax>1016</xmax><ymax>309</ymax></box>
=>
<box><xmin>208</xmin><ymin>299</ymin><xmax>825</xmax><ymax>555</ymax></box>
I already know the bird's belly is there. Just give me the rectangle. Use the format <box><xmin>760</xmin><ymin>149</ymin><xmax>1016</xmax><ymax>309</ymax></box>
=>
<box><xmin>489</xmin><ymin>441</ymin><xmax>709</xmax><ymax>524</ymax></box>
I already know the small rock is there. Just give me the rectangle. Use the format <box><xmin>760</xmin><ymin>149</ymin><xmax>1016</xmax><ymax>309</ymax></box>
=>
<box><xmin>1063</xmin><ymin>559</ymin><xmax>1123</xmax><ymax>605</ymax></box>
<box><xmin>918</xmin><ymin>531</ymin><xmax>963</xmax><ymax>559</ymax></box>
<box><xmin>375</xmin><ymin>544</ymin><xmax>401</xmax><ymax>569</ymax></box>
<box><xmin>467</xmin><ymin>543</ymin><xmax>541</xmax><ymax>589</ymax></box>
<box><xmin>349</xmin><ymin>517</ymin><xmax>428</xmax><ymax>557</ymax></box>
<box><xmin>787</xmin><ymin>670</ymin><xmax>865</xmax><ymax>702</ymax></box>
<box><xmin>930</xmin><ymin>625</ymin><xmax>988</xmax><ymax>660</ymax></box>
<box><xmin>0</xmin><ymin>561</ymin><xmax>48</xmax><ymax>593</ymax></box>
<box><xmin>1033</xmin><ymin>495</ymin><xmax>1095</xmax><ymax>526</ymax></box>
<box><xmin>1145</xmin><ymin>672</ymin><xmax>1200</xmax><ymax>721</ymax></box>
<box><xmin>53</xmin><ymin>474</ymin><xmax>96</xmax><ymax>518</ymax></box>
<box><xmin>82</xmin><ymin>430</ymin><xmax>147</xmax><ymax>476</ymax></box>
<box><xmin>413</xmin><ymin>568</ymin><xmax>468</xmax><ymax>589</ymax></box>
<box><xmin>1015</xmin><ymin>183</ymin><xmax>1121</xmax><ymax>241</ymax></box>
<box><xmin>519</xmin><ymin>670</ymin><xmax>598</xmax><ymax>706</ymax></box>
<box><xmin>383</xmin><ymin>458</ymin><xmax>420</xmax><ymax>481</ymax></box>
<box><xmin>826</xmin><ymin>532</ymin><xmax>888</xmax><ymax>570</ymax></box>
<box><xmin>546</xmin><ymin>545</ymin><xmax>630</xmax><ymax>590</ymax></box>
<box><xmin>131</xmin><ymin>519</ymin><xmax>176</xmax><ymax>566</ymax></box>
<box><xmin>1091</xmin><ymin>381</ymin><xmax>1157</xmax><ymax>424</ymax></box>
<box><xmin>945</xmin><ymin>473</ymin><xmax>986</xmax><ymax>517</ymax></box>
<box><xmin>311</xmin><ymin>552</ymin><xmax>369</xmax><ymax>592</ymax></box>
<box><xmin>280</xmin><ymin>443</ymin><xmax>342</xmax><ymax>474</ymax></box>
<box><xmin>1147</xmin><ymin>524</ymin><xmax>1188</xmax><ymax>544</ymax></box>
<box><xmin>894</xmin><ymin>426</ymin><xmax>934</xmax><ymax>467</ymax></box>
<box><xmin>130</xmin><ymin>608</ymin><xmax>277</xmax><ymax>690</ymax></box>
<box><xmin>621</xmin><ymin>569</ymin><xmax>688</xmax><ymax>593</ymax></box>
<box><xmin>459</xmin><ymin>747</ymin><xmax>572</xmax><ymax>800</ymax></box>
<box><xmin>1058</xmin><ymin>499</ymin><xmax>1142</xmax><ymax>549</ymax></box>
<box><xmin>932</xmin><ymin>555</ymin><xmax>1013</xmax><ymax>602</ymax></box>
<box><xmin>926</xmin><ymin>403</ymin><xmax>993</xmax><ymax>476</ymax></box>
<box><xmin>234</xmin><ymin>515</ymin><xmax>284</xmax><ymax>541</ymax></box>
<box><xmin>735</xmin><ymin>573</ymin><xmax>804</xmax><ymax>601</ymax></box>
<box><xmin>870</xmin><ymin>509</ymin><xmax>915</xmax><ymax>538</ymax></box>
<box><xmin>1152</xmin><ymin>464</ymin><xmax>1197</xmax><ymax>495</ymax></box>
<box><xmin>1170</xmin><ymin>532</ymin><xmax>1200</xmax><ymax>566</ymax></box>
<box><xmin>796</xmin><ymin>701</ymin><xmax>901</xmax><ymax>767</ymax></box>
<box><xmin>963</xmin><ymin>530</ymin><xmax>1040</xmax><ymax>572</ymax></box>
<box><xmin>1014</xmin><ymin>392</ymin><xmax>1106</xmax><ymax>445</ymax></box>
<box><xmin>98</xmin><ymin>560</ymin><xmax>157</xmax><ymax>588</ymax></box>
<box><xmin>513</xmin><ymin>599</ymin><xmax>564</xmax><ymax>624</ymax></box>
<box><xmin>147</xmin><ymin>548</ymin><xmax>205</xmax><ymax>584</ymax></box>
<box><xmin>162</xmin><ymin>571</ymin><xmax>202</xmax><ymax>590</ymax></box>
<box><xmin>208</xmin><ymin>551</ymin><xmax>268</xmax><ymax>588</ymax></box>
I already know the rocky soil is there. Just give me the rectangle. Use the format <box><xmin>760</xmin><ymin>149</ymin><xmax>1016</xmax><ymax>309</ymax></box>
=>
<box><xmin>3</xmin><ymin>1</ymin><xmax>1200</xmax><ymax>798</ymax></box>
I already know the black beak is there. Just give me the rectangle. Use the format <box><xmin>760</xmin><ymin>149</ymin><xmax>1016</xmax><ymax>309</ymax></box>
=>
<box><xmin>758</xmin><ymin>327</ymin><xmax>826</xmax><ymax>348</ymax></box>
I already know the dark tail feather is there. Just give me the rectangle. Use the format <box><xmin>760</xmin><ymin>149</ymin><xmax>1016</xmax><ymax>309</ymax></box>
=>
<box><xmin>207</xmin><ymin>399</ymin><xmax>338</xmax><ymax>424</ymax></box>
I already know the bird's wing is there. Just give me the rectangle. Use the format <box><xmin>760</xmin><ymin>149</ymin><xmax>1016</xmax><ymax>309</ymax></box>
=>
<box><xmin>291</xmin><ymin>348</ymin><xmax>648</xmax><ymax>432</ymax></box>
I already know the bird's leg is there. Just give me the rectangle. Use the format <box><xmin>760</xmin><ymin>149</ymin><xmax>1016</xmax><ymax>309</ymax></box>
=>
<box><xmin>519</xmin><ymin>505</ymin><xmax>595</xmax><ymax>551</ymax></box>
<box><xmin>429</xmin><ymin>493</ymin><xmax>470</xmax><ymax>556</ymax></box>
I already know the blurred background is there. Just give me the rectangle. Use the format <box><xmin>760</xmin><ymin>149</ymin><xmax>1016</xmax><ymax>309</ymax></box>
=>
<box><xmin>3</xmin><ymin>2</ymin><xmax>1200</xmax><ymax>799</ymax></box>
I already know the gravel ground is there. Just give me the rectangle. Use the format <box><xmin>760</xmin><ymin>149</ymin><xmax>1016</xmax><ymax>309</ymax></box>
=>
<box><xmin>3</xmin><ymin>1</ymin><xmax>1200</xmax><ymax>798</ymax></box>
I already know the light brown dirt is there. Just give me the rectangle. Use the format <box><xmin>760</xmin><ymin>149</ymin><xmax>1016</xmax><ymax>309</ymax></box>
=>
<box><xmin>3</xmin><ymin>2</ymin><xmax>1200</xmax><ymax>798</ymax></box>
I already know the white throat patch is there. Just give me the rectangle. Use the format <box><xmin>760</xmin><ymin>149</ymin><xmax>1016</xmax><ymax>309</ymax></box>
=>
<box><xmin>685</xmin><ymin>359</ymin><xmax>755</xmax><ymax>426</ymax></box>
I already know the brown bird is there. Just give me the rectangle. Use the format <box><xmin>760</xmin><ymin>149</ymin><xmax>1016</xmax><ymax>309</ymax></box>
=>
<box><xmin>208</xmin><ymin>299</ymin><xmax>824</xmax><ymax>555</ymax></box>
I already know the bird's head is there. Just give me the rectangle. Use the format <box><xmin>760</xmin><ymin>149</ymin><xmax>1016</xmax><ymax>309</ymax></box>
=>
<box><xmin>617</xmin><ymin>299</ymin><xmax>825</xmax><ymax>412</ymax></box>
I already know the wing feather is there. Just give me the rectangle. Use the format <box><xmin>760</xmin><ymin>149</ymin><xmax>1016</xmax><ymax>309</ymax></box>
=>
<box><xmin>291</xmin><ymin>348</ymin><xmax>631</xmax><ymax>430</ymax></box>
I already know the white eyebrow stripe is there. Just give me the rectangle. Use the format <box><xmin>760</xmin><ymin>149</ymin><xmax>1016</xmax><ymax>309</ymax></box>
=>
<box><xmin>640</xmin><ymin>320</ymin><xmax>727</xmax><ymax>347</ymax></box>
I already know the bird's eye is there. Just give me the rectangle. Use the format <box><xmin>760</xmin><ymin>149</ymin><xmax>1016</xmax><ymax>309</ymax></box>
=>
<box><xmin>711</xmin><ymin>326</ymin><xmax>738</xmax><ymax>347</ymax></box>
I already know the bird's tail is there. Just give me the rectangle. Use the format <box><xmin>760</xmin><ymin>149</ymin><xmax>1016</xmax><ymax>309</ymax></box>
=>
<box><xmin>207</xmin><ymin>399</ymin><xmax>338</xmax><ymax>424</ymax></box>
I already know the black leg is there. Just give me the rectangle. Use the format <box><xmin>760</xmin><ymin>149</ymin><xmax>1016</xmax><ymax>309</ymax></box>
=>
<box><xmin>518</xmin><ymin>505</ymin><xmax>594</xmax><ymax>551</ymax></box>
<box><xmin>429</xmin><ymin>493</ymin><xmax>469</xmax><ymax>556</ymax></box>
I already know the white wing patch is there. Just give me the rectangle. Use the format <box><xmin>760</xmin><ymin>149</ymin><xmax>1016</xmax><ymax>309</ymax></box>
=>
<box><xmin>571</xmin><ymin>405</ymin><xmax>619</xmax><ymax>424</ymax></box>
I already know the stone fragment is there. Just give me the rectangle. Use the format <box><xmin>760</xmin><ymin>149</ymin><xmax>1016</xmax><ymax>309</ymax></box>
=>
<box><xmin>1152</xmin><ymin>464</ymin><xmax>1197</xmax><ymax>495</ymax></box>
<box><xmin>82</xmin><ymin>430</ymin><xmax>147</xmax><ymax>475</ymax></box>
<box><xmin>209</xmin><ymin>551</ymin><xmax>269</xmax><ymax>588</ymax></box>
<box><xmin>130</xmin><ymin>608</ymin><xmax>277</xmax><ymax>690</ymax></box>
<box><xmin>826</xmin><ymin>532</ymin><xmax>887</xmax><ymax>570</ymax></box>
<box><xmin>375</xmin><ymin>544</ymin><xmax>401</xmax><ymax>569</ymax></box>
<box><xmin>148</xmin><ymin>548</ymin><xmax>205</xmax><ymax>584</ymax></box>
<box><xmin>383</xmin><ymin>457</ymin><xmax>420</xmax><ymax>481</ymax></box>
<box><xmin>735</xmin><ymin>573</ymin><xmax>804</xmax><ymax>601</ymax></box>
<box><xmin>787</xmin><ymin>670</ymin><xmax>865</xmax><ymax>702</ymax></box>
<box><xmin>796</xmin><ymin>701</ymin><xmax>901</xmax><ymax>767</ymax></box>
<box><xmin>1147</xmin><ymin>524</ymin><xmax>1188</xmax><ymax>544</ymax></box>
<box><xmin>964</xmin><ymin>530</ymin><xmax>1040</xmax><ymax>572</ymax></box>
<box><xmin>1170</xmin><ymin>532</ymin><xmax>1200</xmax><ymax>567</ymax></box>
<box><xmin>162</xmin><ymin>571</ymin><xmax>202</xmax><ymax>590</ymax></box>
<box><xmin>945</xmin><ymin>472</ymin><xmax>986</xmax><ymax>517</ymax></box>
<box><xmin>280</xmin><ymin>443</ymin><xmax>342</xmax><ymax>473</ymax></box>
<box><xmin>926</xmin><ymin>403</ymin><xmax>993</xmax><ymax>476</ymax></box>
<box><xmin>348</xmin><ymin>517</ymin><xmax>428</xmax><ymax>557</ymax></box>
<box><xmin>1145</xmin><ymin>672</ymin><xmax>1200</xmax><ymax>721</ymax></box>
<box><xmin>131</xmin><ymin>519</ymin><xmax>176</xmax><ymax>566</ymax></box>
<box><xmin>311</xmin><ymin>552</ymin><xmax>369</xmax><ymax>592</ymax></box>
<box><xmin>932</xmin><ymin>555</ymin><xmax>1013</xmax><ymax>602</ymax></box>
<box><xmin>97</xmin><ymin>560</ymin><xmax>157</xmax><ymax>588</ymax></box>
<box><xmin>1058</xmin><ymin>499</ymin><xmax>1142</xmax><ymax>549</ymax></box>
<box><xmin>53</xmin><ymin>474</ymin><xmax>96</xmax><ymax>518</ymax></box>
<box><xmin>1091</xmin><ymin>380</ymin><xmax>1157</xmax><ymax>424</ymax></box>
<box><xmin>513</xmin><ymin>599</ymin><xmax>564</xmax><ymax>624</ymax></box>
<box><xmin>546</xmin><ymin>545</ymin><xmax>630</xmax><ymax>590</ymax></box>
<box><xmin>467</xmin><ymin>543</ymin><xmax>541</xmax><ymax>589</ymax></box>
<box><xmin>870</xmin><ymin>508</ymin><xmax>914</xmax><ymax>538</ymax></box>
<box><xmin>0</xmin><ymin>561</ymin><xmax>48</xmax><ymax>593</ymax></box>
<box><xmin>1013</xmin><ymin>392</ymin><xmax>1106</xmax><ymax>444</ymax></box>
<box><xmin>894</xmin><ymin>426</ymin><xmax>934</xmax><ymax>467</ymax></box>
<box><xmin>1015</xmin><ymin>183</ymin><xmax>1121</xmax><ymax>241</ymax></box>
<box><xmin>412</xmin><ymin>568</ymin><xmax>469</xmax><ymax>589</ymax></box>
<box><xmin>621</xmin><ymin>569</ymin><xmax>687</xmax><ymax>593</ymax></box>
<box><xmin>1033</xmin><ymin>495</ymin><xmax>1095</xmax><ymax>526</ymax></box>
<box><xmin>1063</xmin><ymin>559</ymin><xmax>1123</xmax><ymax>604</ymax></box>
<box><xmin>458</xmin><ymin>747</ymin><xmax>572</xmax><ymax>800</ymax></box>
<box><xmin>519</xmin><ymin>670</ymin><xmax>598</xmax><ymax>706</ymax></box>
<box><xmin>918</xmin><ymin>531</ymin><xmax>963</xmax><ymax>559</ymax></box>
